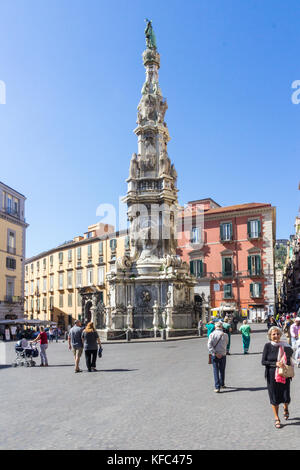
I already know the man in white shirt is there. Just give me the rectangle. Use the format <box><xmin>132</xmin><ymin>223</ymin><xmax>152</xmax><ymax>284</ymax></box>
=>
<box><xmin>208</xmin><ymin>322</ymin><xmax>229</xmax><ymax>393</ymax></box>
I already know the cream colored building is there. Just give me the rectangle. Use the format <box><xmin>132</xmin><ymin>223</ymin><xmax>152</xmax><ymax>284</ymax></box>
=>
<box><xmin>24</xmin><ymin>223</ymin><xmax>128</xmax><ymax>330</ymax></box>
<box><xmin>0</xmin><ymin>181</ymin><xmax>28</xmax><ymax>320</ymax></box>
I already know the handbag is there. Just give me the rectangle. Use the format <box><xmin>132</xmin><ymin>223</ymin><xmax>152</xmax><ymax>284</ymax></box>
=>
<box><xmin>98</xmin><ymin>345</ymin><xmax>103</xmax><ymax>358</ymax></box>
<box><xmin>278</xmin><ymin>364</ymin><xmax>294</xmax><ymax>378</ymax></box>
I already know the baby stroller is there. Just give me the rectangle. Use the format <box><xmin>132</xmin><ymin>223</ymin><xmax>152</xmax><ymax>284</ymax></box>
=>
<box><xmin>12</xmin><ymin>341</ymin><xmax>39</xmax><ymax>367</ymax></box>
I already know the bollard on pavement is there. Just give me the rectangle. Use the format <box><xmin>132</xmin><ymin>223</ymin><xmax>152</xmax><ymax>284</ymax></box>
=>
<box><xmin>126</xmin><ymin>329</ymin><xmax>131</xmax><ymax>342</ymax></box>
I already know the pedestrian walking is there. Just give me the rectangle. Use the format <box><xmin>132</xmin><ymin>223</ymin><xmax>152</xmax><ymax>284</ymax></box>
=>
<box><xmin>81</xmin><ymin>322</ymin><xmax>101</xmax><ymax>372</ymax></box>
<box><xmin>31</xmin><ymin>326</ymin><xmax>49</xmax><ymax>366</ymax></box>
<box><xmin>261</xmin><ymin>326</ymin><xmax>294</xmax><ymax>429</ymax></box>
<box><xmin>205</xmin><ymin>320</ymin><xmax>215</xmax><ymax>337</ymax></box>
<box><xmin>239</xmin><ymin>320</ymin><xmax>251</xmax><ymax>354</ymax></box>
<box><xmin>49</xmin><ymin>327</ymin><xmax>54</xmax><ymax>342</ymax></box>
<box><xmin>10</xmin><ymin>325</ymin><xmax>17</xmax><ymax>341</ymax></box>
<box><xmin>207</xmin><ymin>321</ymin><xmax>228</xmax><ymax>393</ymax></box>
<box><xmin>290</xmin><ymin>317</ymin><xmax>300</xmax><ymax>348</ymax></box>
<box><xmin>222</xmin><ymin>316</ymin><xmax>232</xmax><ymax>355</ymax></box>
<box><xmin>68</xmin><ymin>320</ymin><xmax>84</xmax><ymax>373</ymax></box>
<box><xmin>283</xmin><ymin>315</ymin><xmax>293</xmax><ymax>345</ymax></box>
<box><xmin>294</xmin><ymin>339</ymin><xmax>300</xmax><ymax>368</ymax></box>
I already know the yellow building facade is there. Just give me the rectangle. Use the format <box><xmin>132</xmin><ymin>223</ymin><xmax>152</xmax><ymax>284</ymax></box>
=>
<box><xmin>0</xmin><ymin>181</ymin><xmax>28</xmax><ymax>320</ymax></box>
<box><xmin>24</xmin><ymin>223</ymin><xmax>128</xmax><ymax>330</ymax></box>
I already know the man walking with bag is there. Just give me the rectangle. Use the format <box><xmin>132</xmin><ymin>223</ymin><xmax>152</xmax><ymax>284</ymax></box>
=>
<box><xmin>68</xmin><ymin>320</ymin><xmax>84</xmax><ymax>373</ymax></box>
<box><xmin>208</xmin><ymin>321</ymin><xmax>229</xmax><ymax>393</ymax></box>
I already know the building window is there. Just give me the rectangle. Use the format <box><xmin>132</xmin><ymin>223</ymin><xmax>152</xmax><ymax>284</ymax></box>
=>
<box><xmin>59</xmin><ymin>273</ymin><xmax>64</xmax><ymax>290</ymax></box>
<box><xmin>99</xmin><ymin>241</ymin><xmax>103</xmax><ymax>256</ymax></box>
<box><xmin>7</xmin><ymin>230</ymin><xmax>16</xmax><ymax>254</ymax></box>
<box><xmin>50</xmin><ymin>275</ymin><xmax>54</xmax><ymax>291</ymax></box>
<box><xmin>50</xmin><ymin>255</ymin><xmax>53</xmax><ymax>267</ymax></box>
<box><xmin>77</xmin><ymin>247</ymin><xmax>81</xmax><ymax>260</ymax></box>
<box><xmin>222</xmin><ymin>257</ymin><xmax>233</xmax><ymax>277</ymax></box>
<box><xmin>87</xmin><ymin>244</ymin><xmax>92</xmax><ymax>259</ymax></box>
<box><xmin>68</xmin><ymin>293</ymin><xmax>73</xmax><ymax>307</ymax></box>
<box><xmin>58</xmin><ymin>252</ymin><xmax>63</xmax><ymax>264</ymax></box>
<box><xmin>190</xmin><ymin>227</ymin><xmax>200</xmax><ymax>244</ymax></box>
<box><xmin>43</xmin><ymin>278</ymin><xmax>47</xmax><ymax>293</ymax></box>
<box><xmin>6</xmin><ymin>278</ymin><xmax>15</xmax><ymax>301</ymax></box>
<box><xmin>68</xmin><ymin>250</ymin><xmax>72</xmax><ymax>262</ymax></box>
<box><xmin>189</xmin><ymin>259</ymin><xmax>204</xmax><ymax>278</ymax></box>
<box><xmin>6</xmin><ymin>257</ymin><xmax>16</xmax><ymax>270</ymax></box>
<box><xmin>30</xmin><ymin>280</ymin><xmax>34</xmax><ymax>295</ymax></box>
<box><xmin>76</xmin><ymin>270</ymin><xmax>82</xmax><ymax>288</ymax></box>
<box><xmin>250</xmin><ymin>282</ymin><xmax>262</xmax><ymax>298</ymax></box>
<box><xmin>248</xmin><ymin>255</ymin><xmax>261</xmax><ymax>276</ymax></box>
<box><xmin>110</xmin><ymin>239</ymin><xmax>117</xmax><ymax>252</ymax></box>
<box><xmin>25</xmin><ymin>283</ymin><xmax>28</xmax><ymax>296</ymax></box>
<box><xmin>49</xmin><ymin>296</ymin><xmax>54</xmax><ymax>310</ymax></box>
<box><xmin>36</xmin><ymin>279</ymin><xmax>40</xmax><ymax>295</ymax></box>
<box><xmin>87</xmin><ymin>268</ymin><xmax>93</xmax><ymax>286</ymax></box>
<box><xmin>77</xmin><ymin>292</ymin><xmax>82</xmax><ymax>307</ymax></box>
<box><xmin>247</xmin><ymin>219</ymin><xmax>261</xmax><ymax>239</ymax></box>
<box><xmin>67</xmin><ymin>271</ymin><xmax>73</xmax><ymax>288</ymax></box>
<box><xmin>43</xmin><ymin>258</ymin><xmax>46</xmax><ymax>270</ymax></box>
<box><xmin>59</xmin><ymin>294</ymin><xmax>64</xmax><ymax>308</ymax></box>
<box><xmin>98</xmin><ymin>266</ymin><xmax>105</xmax><ymax>285</ymax></box>
<box><xmin>42</xmin><ymin>297</ymin><xmax>47</xmax><ymax>311</ymax></box>
<box><xmin>220</xmin><ymin>223</ymin><xmax>233</xmax><ymax>242</ymax></box>
<box><xmin>223</xmin><ymin>283</ymin><xmax>233</xmax><ymax>299</ymax></box>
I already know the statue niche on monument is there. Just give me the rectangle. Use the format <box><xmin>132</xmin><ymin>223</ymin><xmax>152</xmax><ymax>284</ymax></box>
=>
<box><xmin>159</xmin><ymin>150</ymin><xmax>171</xmax><ymax>176</ymax></box>
<box><xmin>129</xmin><ymin>153</ymin><xmax>139</xmax><ymax>178</ymax></box>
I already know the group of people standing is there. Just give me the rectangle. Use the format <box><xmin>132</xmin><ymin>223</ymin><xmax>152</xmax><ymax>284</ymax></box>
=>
<box><xmin>24</xmin><ymin>320</ymin><xmax>102</xmax><ymax>372</ymax></box>
<box><xmin>206</xmin><ymin>312</ymin><xmax>300</xmax><ymax>430</ymax></box>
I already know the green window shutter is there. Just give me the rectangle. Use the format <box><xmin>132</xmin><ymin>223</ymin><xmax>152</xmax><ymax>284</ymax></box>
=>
<box><xmin>229</xmin><ymin>223</ymin><xmax>233</xmax><ymax>240</ymax></box>
<box><xmin>256</xmin><ymin>255</ymin><xmax>261</xmax><ymax>275</ymax></box>
<box><xmin>247</xmin><ymin>221</ymin><xmax>251</xmax><ymax>238</ymax></box>
<box><xmin>196</xmin><ymin>260</ymin><xmax>203</xmax><ymax>278</ymax></box>
<box><xmin>220</xmin><ymin>224</ymin><xmax>224</xmax><ymax>241</ymax></box>
<box><xmin>250</xmin><ymin>283</ymin><xmax>254</xmax><ymax>297</ymax></box>
<box><xmin>257</xmin><ymin>220</ymin><xmax>261</xmax><ymax>237</ymax></box>
<box><xmin>224</xmin><ymin>283</ymin><xmax>232</xmax><ymax>298</ymax></box>
<box><xmin>248</xmin><ymin>256</ymin><xmax>251</xmax><ymax>274</ymax></box>
<box><xmin>190</xmin><ymin>261</ymin><xmax>194</xmax><ymax>275</ymax></box>
<box><xmin>222</xmin><ymin>257</ymin><xmax>225</xmax><ymax>275</ymax></box>
<box><xmin>258</xmin><ymin>282</ymin><xmax>262</xmax><ymax>297</ymax></box>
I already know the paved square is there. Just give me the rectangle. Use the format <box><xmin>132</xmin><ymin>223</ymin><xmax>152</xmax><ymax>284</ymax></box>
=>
<box><xmin>1</xmin><ymin>324</ymin><xmax>300</xmax><ymax>450</ymax></box>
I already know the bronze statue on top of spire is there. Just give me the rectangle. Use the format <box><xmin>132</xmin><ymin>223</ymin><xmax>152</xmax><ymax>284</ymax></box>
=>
<box><xmin>145</xmin><ymin>19</ymin><xmax>157</xmax><ymax>50</ymax></box>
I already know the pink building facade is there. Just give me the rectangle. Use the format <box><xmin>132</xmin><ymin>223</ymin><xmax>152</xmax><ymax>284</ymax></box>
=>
<box><xmin>177</xmin><ymin>199</ymin><xmax>276</xmax><ymax>320</ymax></box>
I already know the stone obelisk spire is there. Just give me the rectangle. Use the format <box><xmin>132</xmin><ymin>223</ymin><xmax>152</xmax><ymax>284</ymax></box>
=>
<box><xmin>105</xmin><ymin>21</ymin><xmax>195</xmax><ymax>336</ymax></box>
<box><xmin>126</xmin><ymin>19</ymin><xmax>178</xmax><ymax>263</ymax></box>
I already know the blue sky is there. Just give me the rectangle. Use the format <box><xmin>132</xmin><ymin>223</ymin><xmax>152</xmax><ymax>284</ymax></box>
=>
<box><xmin>0</xmin><ymin>0</ymin><xmax>299</xmax><ymax>258</ymax></box>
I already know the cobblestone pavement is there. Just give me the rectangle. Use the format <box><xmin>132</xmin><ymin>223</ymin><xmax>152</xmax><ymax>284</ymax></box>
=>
<box><xmin>1</xmin><ymin>324</ymin><xmax>300</xmax><ymax>450</ymax></box>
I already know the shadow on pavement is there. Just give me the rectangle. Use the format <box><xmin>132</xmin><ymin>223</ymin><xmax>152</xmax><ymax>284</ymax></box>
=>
<box><xmin>98</xmin><ymin>369</ymin><xmax>139</xmax><ymax>373</ymax></box>
<box><xmin>230</xmin><ymin>352</ymin><xmax>262</xmax><ymax>356</ymax></box>
<box><xmin>221</xmin><ymin>386</ymin><xmax>267</xmax><ymax>393</ymax></box>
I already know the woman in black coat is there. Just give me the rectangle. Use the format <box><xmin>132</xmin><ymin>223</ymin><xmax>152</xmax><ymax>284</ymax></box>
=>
<box><xmin>262</xmin><ymin>326</ymin><xmax>294</xmax><ymax>429</ymax></box>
